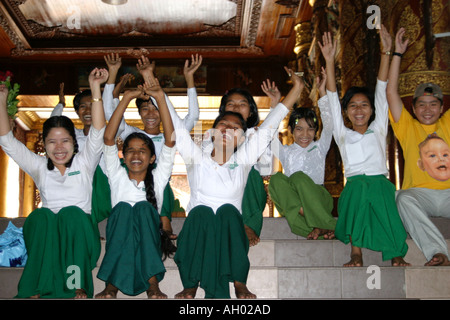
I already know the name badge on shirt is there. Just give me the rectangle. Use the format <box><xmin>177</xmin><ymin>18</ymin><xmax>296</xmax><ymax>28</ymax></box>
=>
<box><xmin>152</xmin><ymin>136</ymin><xmax>163</xmax><ymax>142</ymax></box>
<box><xmin>229</xmin><ymin>162</ymin><xmax>239</xmax><ymax>169</ymax></box>
<box><xmin>307</xmin><ymin>145</ymin><xmax>318</xmax><ymax>153</ymax></box>
<box><xmin>68</xmin><ymin>170</ymin><xmax>81</xmax><ymax>176</ymax></box>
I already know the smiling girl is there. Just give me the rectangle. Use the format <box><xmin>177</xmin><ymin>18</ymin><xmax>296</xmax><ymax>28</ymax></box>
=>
<box><xmin>0</xmin><ymin>68</ymin><xmax>108</xmax><ymax>298</ymax></box>
<box><xmin>320</xmin><ymin>27</ymin><xmax>409</xmax><ymax>267</ymax></box>
<box><xmin>268</xmin><ymin>68</ymin><xmax>336</xmax><ymax>240</ymax></box>
<box><xmin>173</xmin><ymin>67</ymin><xmax>304</xmax><ymax>299</ymax></box>
<box><xmin>95</xmin><ymin>77</ymin><xmax>176</xmax><ymax>299</ymax></box>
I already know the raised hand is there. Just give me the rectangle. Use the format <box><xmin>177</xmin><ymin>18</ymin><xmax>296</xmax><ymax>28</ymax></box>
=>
<box><xmin>142</xmin><ymin>77</ymin><xmax>164</xmax><ymax>99</ymax></box>
<box><xmin>379</xmin><ymin>24</ymin><xmax>392</xmax><ymax>52</ymax></box>
<box><xmin>394</xmin><ymin>27</ymin><xmax>409</xmax><ymax>54</ymax></box>
<box><xmin>0</xmin><ymin>84</ymin><xmax>8</xmax><ymax>103</ymax></box>
<box><xmin>136</xmin><ymin>55</ymin><xmax>156</xmax><ymax>83</ymax></box>
<box><xmin>316</xmin><ymin>66</ymin><xmax>327</xmax><ymax>97</ymax></box>
<box><xmin>104</xmin><ymin>53</ymin><xmax>122</xmax><ymax>73</ymax></box>
<box><xmin>318</xmin><ymin>32</ymin><xmax>337</xmax><ymax>63</ymax></box>
<box><xmin>184</xmin><ymin>54</ymin><xmax>203</xmax><ymax>78</ymax></box>
<box><xmin>89</xmin><ymin>68</ymin><xmax>109</xmax><ymax>87</ymax></box>
<box><xmin>184</xmin><ymin>54</ymin><xmax>202</xmax><ymax>88</ymax></box>
<box><xmin>284</xmin><ymin>66</ymin><xmax>304</xmax><ymax>91</ymax></box>
<box><xmin>58</xmin><ymin>82</ymin><xmax>65</xmax><ymax>106</ymax></box>
<box><xmin>261</xmin><ymin>79</ymin><xmax>281</xmax><ymax>107</ymax></box>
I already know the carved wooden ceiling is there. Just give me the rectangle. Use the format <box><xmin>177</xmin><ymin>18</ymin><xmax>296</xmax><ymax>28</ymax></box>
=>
<box><xmin>0</xmin><ymin>0</ymin><xmax>313</xmax><ymax>131</ymax></box>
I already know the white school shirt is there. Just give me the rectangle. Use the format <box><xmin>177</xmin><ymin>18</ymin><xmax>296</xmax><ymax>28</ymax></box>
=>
<box><xmin>50</xmin><ymin>85</ymin><xmax>113</xmax><ymax>172</ymax></box>
<box><xmin>0</xmin><ymin>126</ymin><xmax>105</xmax><ymax>214</ymax></box>
<box><xmin>275</xmin><ymin>95</ymin><xmax>333</xmax><ymax>185</ymax></box>
<box><xmin>105</xmin><ymin>87</ymin><xmax>199</xmax><ymax>160</ymax></box>
<box><xmin>103</xmin><ymin>143</ymin><xmax>176</xmax><ymax>213</ymax></box>
<box><xmin>200</xmin><ymin>106</ymin><xmax>282</xmax><ymax>177</ymax></box>
<box><xmin>175</xmin><ymin>102</ymin><xmax>289</xmax><ymax>214</ymax></box>
<box><xmin>326</xmin><ymin>79</ymin><xmax>389</xmax><ymax>178</ymax></box>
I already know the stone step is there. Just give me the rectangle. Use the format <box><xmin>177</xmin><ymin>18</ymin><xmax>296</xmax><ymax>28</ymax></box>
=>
<box><xmin>3</xmin><ymin>265</ymin><xmax>450</xmax><ymax>299</ymax></box>
<box><xmin>1</xmin><ymin>217</ymin><xmax>449</xmax><ymax>299</ymax></box>
<box><xmin>1</xmin><ymin>216</ymin><xmax>450</xmax><ymax>240</ymax></box>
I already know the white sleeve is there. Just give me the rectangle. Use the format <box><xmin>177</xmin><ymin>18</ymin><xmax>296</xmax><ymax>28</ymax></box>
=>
<box><xmin>326</xmin><ymin>89</ymin><xmax>347</xmax><ymax>146</ymax></box>
<box><xmin>373</xmin><ymin>79</ymin><xmax>389</xmax><ymax>137</ymax></box>
<box><xmin>0</xmin><ymin>131</ymin><xmax>45</xmax><ymax>180</ymax></box>
<box><xmin>183</xmin><ymin>87</ymin><xmax>200</xmax><ymax>131</ymax></box>
<box><xmin>50</xmin><ymin>103</ymin><xmax>64</xmax><ymax>117</ymax></box>
<box><xmin>102</xmin><ymin>83</ymin><xmax>116</xmax><ymax>121</ymax></box>
<box><xmin>77</xmin><ymin>126</ymin><xmax>105</xmax><ymax>175</ymax></box>
<box><xmin>317</xmin><ymin>94</ymin><xmax>333</xmax><ymax>155</ymax></box>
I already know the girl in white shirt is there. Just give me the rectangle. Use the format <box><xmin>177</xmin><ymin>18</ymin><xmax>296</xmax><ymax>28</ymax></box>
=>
<box><xmin>95</xmin><ymin>78</ymin><xmax>176</xmax><ymax>299</ymax></box>
<box><xmin>320</xmin><ymin>28</ymin><xmax>409</xmax><ymax>267</ymax></box>
<box><xmin>269</xmin><ymin>69</ymin><xmax>336</xmax><ymax>239</ymax></box>
<box><xmin>0</xmin><ymin>68</ymin><xmax>108</xmax><ymax>299</ymax></box>
<box><xmin>173</xmin><ymin>67</ymin><xmax>304</xmax><ymax>299</ymax></box>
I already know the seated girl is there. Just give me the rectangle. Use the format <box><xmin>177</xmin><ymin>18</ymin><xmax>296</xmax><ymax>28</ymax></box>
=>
<box><xmin>95</xmin><ymin>78</ymin><xmax>176</xmax><ymax>299</ymax></box>
<box><xmin>0</xmin><ymin>68</ymin><xmax>108</xmax><ymax>298</ymax></box>
<box><xmin>269</xmin><ymin>68</ymin><xmax>336</xmax><ymax>239</ymax></box>
<box><xmin>172</xmin><ymin>67</ymin><xmax>304</xmax><ymax>299</ymax></box>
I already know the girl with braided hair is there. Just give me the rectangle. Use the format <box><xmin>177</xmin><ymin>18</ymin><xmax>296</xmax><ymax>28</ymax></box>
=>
<box><xmin>95</xmin><ymin>76</ymin><xmax>176</xmax><ymax>299</ymax></box>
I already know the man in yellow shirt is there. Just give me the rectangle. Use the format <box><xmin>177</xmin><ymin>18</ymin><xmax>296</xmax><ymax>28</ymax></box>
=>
<box><xmin>387</xmin><ymin>28</ymin><xmax>450</xmax><ymax>266</ymax></box>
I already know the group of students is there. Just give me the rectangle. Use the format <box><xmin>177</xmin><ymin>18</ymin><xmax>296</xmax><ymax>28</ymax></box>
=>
<box><xmin>0</xmin><ymin>26</ymin><xmax>448</xmax><ymax>300</ymax></box>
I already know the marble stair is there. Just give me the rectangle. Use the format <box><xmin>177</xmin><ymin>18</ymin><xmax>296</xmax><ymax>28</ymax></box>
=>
<box><xmin>1</xmin><ymin>217</ymin><xmax>449</xmax><ymax>299</ymax></box>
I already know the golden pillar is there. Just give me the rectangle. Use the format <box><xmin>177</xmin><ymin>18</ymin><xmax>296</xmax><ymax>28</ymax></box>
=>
<box><xmin>21</xmin><ymin>131</ymin><xmax>39</xmax><ymax>217</ymax></box>
<box><xmin>389</xmin><ymin>0</ymin><xmax>450</xmax><ymax>101</ymax></box>
<box><xmin>0</xmin><ymin>148</ymin><xmax>9</xmax><ymax>217</ymax></box>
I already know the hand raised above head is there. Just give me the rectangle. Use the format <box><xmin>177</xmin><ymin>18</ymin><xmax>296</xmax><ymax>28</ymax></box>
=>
<box><xmin>104</xmin><ymin>53</ymin><xmax>122</xmax><ymax>71</ymax></box>
<box><xmin>184</xmin><ymin>54</ymin><xmax>203</xmax><ymax>77</ymax></box>
<box><xmin>394</xmin><ymin>27</ymin><xmax>409</xmax><ymax>55</ymax></box>
<box><xmin>318</xmin><ymin>32</ymin><xmax>337</xmax><ymax>62</ymax></box>
<box><xmin>88</xmin><ymin>68</ymin><xmax>109</xmax><ymax>86</ymax></box>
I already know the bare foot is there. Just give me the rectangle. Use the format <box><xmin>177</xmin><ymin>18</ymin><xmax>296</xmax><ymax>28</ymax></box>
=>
<box><xmin>344</xmin><ymin>254</ymin><xmax>363</xmax><ymax>267</ymax></box>
<box><xmin>147</xmin><ymin>276</ymin><xmax>167</xmax><ymax>299</ymax></box>
<box><xmin>391</xmin><ymin>256</ymin><xmax>411</xmax><ymax>267</ymax></box>
<box><xmin>245</xmin><ymin>225</ymin><xmax>260</xmax><ymax>247</ymax></box>
<box><xmin>234</xmin><ymin>281</ymin><xmax>256</xmax><ymax>299</ymax></box>
<box><xmin>425</xmin><ymin>253</ymin><xmax>450</xmax><ymax>266</ymax></box>
<box><xmin>323</xmin><ymin>230</ymin><xmax>335</xmax><ymax>240</ymax></box>
<box><xmin>175</xmin><ymin>287</ymin><xmax>198</xmax><ymax>299</ymax></box>
<box><xmin>344</xmin><ymin>246</ymin><xmax>363</xmax><ymax>267</ymax></box>
<box><xmin>75</xmin><ymin>288</ymin><xmax>88</xmax><ymax>299</ymax></box>
<box><xmin>95</xmin><ymin>283</ymin><xmax>118</xmax><ymax>299</ymax></box>
<box><xmin>298</xmin><ymin>207</ymin><xmax>304</xmax><ymax>216</ymax></box>
<box><xmin>30</xmin><ymin>294</ymin><xmax>40</xmax><ymax>299</ymax></box>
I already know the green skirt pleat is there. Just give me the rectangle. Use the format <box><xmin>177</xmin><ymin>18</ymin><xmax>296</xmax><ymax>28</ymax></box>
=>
<box><xmin>16</xmin><ymin>206</ymin><xmax>101</xmax><ymax>298</ymax></box>
<box><xmin>91</xmin><ymin>165</ymin><xmax>112</xmax><ymax>224</ymax></box>
<box><xmin>269</xmin><ymin>171</ymin><xmax>336</xmax><ymax>237</ymax></box>
<box><xmin>97</xmin><ymin>201</ymin><xmax>165</xmax><ymax>296</ymax></box>
<box><xmin>241</xmin><ymin>167</ymin><xmax>266</xmax><ymax>237</ymax></box>
<box><xmin>335</xmin><ymin>175</ymin><xmax>408</xmax><ymax>260</ymax></box>
<box><xmin>174</xmin><ymin>204</ymin><xmax>250</xmax><ymax>299</ymax></box>
<box><xmin>160</xmin><ymin>181</ymin><xmax>175</xmax><ymax>221</ymax></box>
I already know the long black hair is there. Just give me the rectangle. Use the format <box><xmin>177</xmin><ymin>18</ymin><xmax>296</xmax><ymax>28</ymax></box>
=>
<box><xmin>43</xmin><ymin>116</ymin><xmax>79</xmax><ymax>170</ymax></box>
<box><xmin>122</xmin><ymin>132</ymin><xmax>176</xmax><ymax>260</ymax></box>
<box><xmin>219</xmin><ymin>88</ymin><xmax>259</xmax><ymax>128</ymax></box>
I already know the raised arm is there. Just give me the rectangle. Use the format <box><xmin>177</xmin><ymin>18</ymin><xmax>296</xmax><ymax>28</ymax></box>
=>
<box><xmin>318</xmin><ymin>32</ymin><xmax>337</xmax><ymax>93</ymax></box>
<box><xmin>104</xmin><ymin>53</ymin><xmax>122</xmax><ymax>85</ymax></box>
<box><xmin>261</xmin><ymin>79</ymin><xmax>281</xmax><ymax>108</ymax></box>
<box><xmin>387</xmin><ymin>28</ymin><xmax>409</xmax><ymax>122</ymax></box>
<box><xmin>378</xmin><ymin>24</ymin><xmax>391</xmax><ymax>82</ymax></box>
<box><xmin>281</xmin><ymin>67</ymin><xmax>304</xmax><ymax>110</ymax></box>
<box><xmin>143</xmin><ymin>79</ymin><xmax>175</xmax><ymax>148</ymax></box>
<box><xmin>0</xmin><ymin>84</ymin><xmax>10</xmax><ymax>136</ymax></box>
<box><xmin>88</xmin><ymin>68</ymin><xmax>108</xmax><ymax>131</ymax></box>
<box><xmin>104</xmin><ymin>87</ymin><xmax>146</xmax><ymax>146</ymax></box>
<box><xmin>184</xmin><ymin>54</ymin><xmax>202</xmax><ymax>88</ymax></box>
